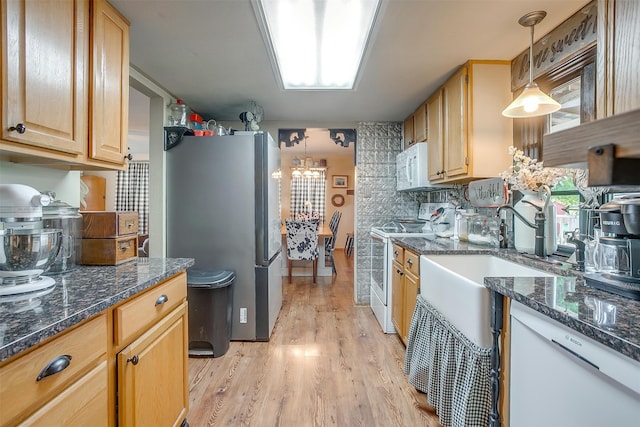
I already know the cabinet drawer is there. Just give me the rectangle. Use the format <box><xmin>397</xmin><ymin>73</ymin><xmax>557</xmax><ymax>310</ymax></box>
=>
<box><xmin>81</xmin><ymin>235</ymin><xmax>137</xmax><ymax>265</ymax></box>
<box><xmin>404</xmin><ymin>250</ymin><xmax>420</xmax><ymax>277</ymax></box>
<box><xmin>20</xmin><ymin>361</ymin><xmax>109</xmax><ymax>427</ymax></box>
<box><xmin>0</xmin><ymin>314</ymin><xmax>107</xmax><ymax>426</ymax></box>
<box><xmin>114</xmin><ymin>272</ymin><xmax>187</xmax><ymax>347</ymax></box>
<box><xmin>392</xmin><ymin>243</ymin><xmax>404</xmax><ymax>264</ymax></box>
<box><xmin>82</xmin><ymin>211</ymin><xmax>139</xmax><ymax>237</ymax></box>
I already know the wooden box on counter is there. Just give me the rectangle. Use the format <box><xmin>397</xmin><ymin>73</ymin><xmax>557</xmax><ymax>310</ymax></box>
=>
<box><xmin>82</xmin><ymin>211</ymin><xmax>139</xmax><ymax>238</ymax></box>
<box><xmin>81</xmin><ymin>211</ymin><xmax>139</xmax><ymax>265</ymax></box>
<box><xmin>81</xmin><ymin>235</ymin><xmax>138</xmax><ymax>265</ymax></box>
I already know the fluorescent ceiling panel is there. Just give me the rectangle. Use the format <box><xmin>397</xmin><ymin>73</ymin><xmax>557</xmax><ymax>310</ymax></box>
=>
<box><xmin>257</xmin><ymin>0</ymin><xmax>381</xmax><ymax>90</ymax></box>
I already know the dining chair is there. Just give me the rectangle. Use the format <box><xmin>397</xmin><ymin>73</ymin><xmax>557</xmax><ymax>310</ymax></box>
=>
<box><xmin>285</xmin><ymin>218</ymin><xmax>320</xmax><ymax>283</ymax></box>
<box><xmin>325</xmin><ymin>211</ymin><xmax>342</xmax><ymax>275</ymax></box>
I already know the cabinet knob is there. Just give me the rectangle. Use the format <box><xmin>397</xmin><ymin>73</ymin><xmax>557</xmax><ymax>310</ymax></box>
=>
<box><xmin>124</xmin><ymin>153</ymin><xmax>133</xmax><ymax>160</ymax></box>
<box><xmin>36</xmin><ymin>355</ymin><xmax>72</xmax><ymax>381</ymax></box>
<box><xmin>127</xmin><ymin>355</ymin><xmax>139</xmax><ymax>365</ymax></box>
<box><xmin>9</xmin><ymin>123</ymin><xmax>26</xmax><ymax>134</ymax></box>
<box><xmin>155</xmin><ymin>294</ymin><xmax>169</xmax><ymax>306</ymax></box>
<box><xmin>407</xmin><ymin>259</ymin><xmax>413</xmax><ymax>265</ymax></box>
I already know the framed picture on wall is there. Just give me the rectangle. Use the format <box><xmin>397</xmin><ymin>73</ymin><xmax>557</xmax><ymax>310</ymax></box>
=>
<box><xmin>332</xmin><ymin>175</ymin><xmax>348</xmax><ymax>188</ymax></box>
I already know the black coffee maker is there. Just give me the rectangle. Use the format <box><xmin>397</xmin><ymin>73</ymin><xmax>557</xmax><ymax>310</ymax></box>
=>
<box><xmin>585</xmin><ymin>197</ymin><xmax>640</xmax><ymax>300</ymax></box>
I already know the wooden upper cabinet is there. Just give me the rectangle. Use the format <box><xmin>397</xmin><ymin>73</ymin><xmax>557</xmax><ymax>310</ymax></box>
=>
<box><xmin>89</xmin><ymin>0</ymin><xmax>130</xmax><ymax>167</ymax></box>
<box><xmin>442</xmin><ymin>65</ymin><xmax>468</xmax><ymax>179</ymax></box>
<box><xmin>1</xmin><ymin>0</ymin><xmax>89</xmax><ymax>156</ymax></box>
<box><xmin>597</xmin><ymin>0</ymin><xmax>640</xmax><ymax>117</ymax></box>
<box><xmin>428</xmin><ymin>61</ymin><xmax>512</xmax><ymax>184</ymax></box>
<box><xmin>403</xmin><ymin>114</ymin><xmax>415</xmax><ymax>149</ymax></box>
<box><xmin>413</xmin><ymin>102</ymin><xmax>427</xmax><ymax>143</ymax></box>
<box><xmin>427</xmin><ymin>89</ymin><xmax>444</xmax><ymax>181</ymax></box>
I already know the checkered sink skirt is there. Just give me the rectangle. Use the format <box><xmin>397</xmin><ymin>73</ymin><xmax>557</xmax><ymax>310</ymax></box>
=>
<box><xmin>404</xmin><ymin>295</ymin><xmax>492</xmax><ymax>427</ymax></box>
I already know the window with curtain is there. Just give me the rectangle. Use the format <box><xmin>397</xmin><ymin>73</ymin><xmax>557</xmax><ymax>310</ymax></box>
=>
<box><xmin>289</xmin><ymin>170</ymin><xmax>326</xmax><ymax>222</ymax></box>
<box><xmin>115</xmin><ymin>161</ymin><xmax>149</xmax><ymax>234</ymax></box>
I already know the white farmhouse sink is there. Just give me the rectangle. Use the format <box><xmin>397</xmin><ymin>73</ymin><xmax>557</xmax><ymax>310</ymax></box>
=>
<box><xmin>420</xmin><ymin>255</ymin><xmax>553</xmax><ymax>348</ymax></box>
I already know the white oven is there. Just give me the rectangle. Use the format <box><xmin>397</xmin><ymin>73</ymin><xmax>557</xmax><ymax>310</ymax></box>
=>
<box><xmin>369</xmin><ymin>230</ymin><xmax>390</xmax><ymax>331</ymax></box>
<box><xmin>369</xmin><ymin>225</ymin><xmax>439</xmax><ymax>332</ymax></box>
<box><xmin>369</xmin><ymin>203</ymin><xmax>453</xmax><ymax>333</ymax></box>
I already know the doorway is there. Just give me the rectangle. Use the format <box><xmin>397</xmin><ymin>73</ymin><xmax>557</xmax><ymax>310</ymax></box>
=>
<box><xmin>278</xmin><ymin>128</ymin><xmax>355</xmax><ymax>254</ymax></box>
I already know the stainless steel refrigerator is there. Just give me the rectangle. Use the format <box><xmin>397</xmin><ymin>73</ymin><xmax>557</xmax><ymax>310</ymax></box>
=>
<box><xmin>166</xmin><ymin>131</ymin><xmax>282</xmax><ymax>341</ymax></box>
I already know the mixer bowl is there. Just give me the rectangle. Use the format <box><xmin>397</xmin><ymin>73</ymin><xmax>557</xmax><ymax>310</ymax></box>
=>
<box><xmin>0</xmin><ymin>229</ymin><xmax>63</xmax><ymax>274</ymax></box>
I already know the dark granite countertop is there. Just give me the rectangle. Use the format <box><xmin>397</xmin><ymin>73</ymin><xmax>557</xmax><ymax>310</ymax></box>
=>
<box><xmin>0</xmin><ymin>257</ymin><xmax>194</xmax><ymax>363</ymax></box>
<box><xmin>393</xmin><ymin>236</ymin><xmax>640</xmax><ymax>363</ymax></box>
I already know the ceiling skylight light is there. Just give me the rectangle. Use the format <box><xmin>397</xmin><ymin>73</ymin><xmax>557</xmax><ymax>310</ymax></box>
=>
<box><xmin>254</xmin><ymin>0</ymin><xmax>381</xmax><ymax>90</ymax></box>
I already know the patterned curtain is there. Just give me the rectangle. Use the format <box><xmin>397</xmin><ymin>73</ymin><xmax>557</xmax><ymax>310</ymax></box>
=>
<box><xmin>289</xmin><ymin>170</ymin><xmax>326</xmax><ymax>223</ymax></box>
<box><xmin>115</xmin><ymin>161</ymin><xmax>149</xmax><ymax>234</ymax></box>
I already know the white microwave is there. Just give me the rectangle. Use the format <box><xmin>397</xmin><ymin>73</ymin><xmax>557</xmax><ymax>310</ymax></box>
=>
<box><xmin>396</xmin><ymin>142</ymin><xmax>430</xmax><ymax>191</ymax></box>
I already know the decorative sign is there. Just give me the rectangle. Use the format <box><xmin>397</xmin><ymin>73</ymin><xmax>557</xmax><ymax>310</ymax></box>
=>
<box><xmin>466</xmin><ymin>178</ymin><xmax>507</xmax><ymax>208</ymax></box>
<box><xmin>510</xmin><ymin>1</ymin><xmax>597</xmax><ymax>91</ymax></box>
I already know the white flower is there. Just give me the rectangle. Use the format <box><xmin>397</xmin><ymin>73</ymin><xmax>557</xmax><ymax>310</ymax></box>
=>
<box><xmin>500</xmin><ymin>147</ymin><xmax>566</xmax><ymax>191</ymax></box>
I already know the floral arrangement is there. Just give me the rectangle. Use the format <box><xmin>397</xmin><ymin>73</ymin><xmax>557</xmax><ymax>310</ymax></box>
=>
<box><xmin>499</xmin><ymin>146</ymin><xmax>566</xmax><ymax>192</ymax></box>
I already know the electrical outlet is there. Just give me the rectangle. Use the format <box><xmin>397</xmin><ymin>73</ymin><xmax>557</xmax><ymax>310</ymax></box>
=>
<box><xmin>240</xmin><ymin>307</ymin><xmax>247</xmax><ymax>324</ymax></box>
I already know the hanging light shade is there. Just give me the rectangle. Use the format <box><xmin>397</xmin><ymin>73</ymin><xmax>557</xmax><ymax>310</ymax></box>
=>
<box><xmin>502</xmin><ymin>11</ymin><xmax>561</xmax><ymax>118</ymax></box>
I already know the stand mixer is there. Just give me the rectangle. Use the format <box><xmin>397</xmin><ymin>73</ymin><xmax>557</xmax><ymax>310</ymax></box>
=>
<box><xmin>0</xmin><ymin>184</ymin><xmax>62</xmax><ymax>296</ymax></box>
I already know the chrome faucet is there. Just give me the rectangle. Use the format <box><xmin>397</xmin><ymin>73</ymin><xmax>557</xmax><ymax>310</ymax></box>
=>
<box><xmin>497</xmin><ymin>186</ymin><xmax>550</xmax><ymax>258</ymax></box>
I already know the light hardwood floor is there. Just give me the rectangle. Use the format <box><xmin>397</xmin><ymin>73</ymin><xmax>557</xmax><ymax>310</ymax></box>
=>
<box><xmin>187</xmin><ymin>250</ymin><xmax>442</xmax><ymax>426</ymax></box>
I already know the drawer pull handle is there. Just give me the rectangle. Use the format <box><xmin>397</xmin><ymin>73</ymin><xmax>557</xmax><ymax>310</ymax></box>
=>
<box><xmin>155</xmin><ymin>294</ymin><xmax>168</xmax><ymax>306</ymax></box>
<box><xmin>36</xmin><ymin>355</ymin><xmax>72</xmax><ymax>381</ymax></box>
<box><xmin>124</xmin><ymin>219</ymin><xmax>135</xmax><ymax>228</ymax></box>
<box><xmin>407</xmin><ymin>259</ymin><xmax>413</xmax><ymax>265</ymax></box>
<box><xmin>127</xmin><ymin>355</ymin><xmax>139</xmax><ymax>365</ymax></box>
<box><xmin>119</xmin><ymin>242</ymin><xmax>131</xmax><ymax>251</ymax></box>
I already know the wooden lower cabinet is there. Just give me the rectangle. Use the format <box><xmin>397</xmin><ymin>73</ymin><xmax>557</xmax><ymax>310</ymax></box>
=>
<box><xmin>391</xmin><ymin>259</ymin><xmax>404</xmax><ymax>336</ymax></box>
<box><xmin>117</xmin><ymin>303</ymin><xmax>189</xmax><ymax>427</ymax></box>
<box><xmin>403</xmin><ymin>270</ymin><xmax>420</xmax><ymax>343</ymax></box>
<box><xmin>0</xmin><ymin>314</ymin><xmax>107</xmax><ymax>426</ymax></box>
<box><xmin>0</xmin><ymin>271</ymin><xmax>188</xmax><ymax>426</ymax></box>
<box><xmin>391</xmin><ymin>244</ymin><xmax>421</xmax><ymax>345</ymax></box>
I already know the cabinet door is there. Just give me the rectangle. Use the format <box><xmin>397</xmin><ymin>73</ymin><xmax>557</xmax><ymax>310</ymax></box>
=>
<box><xmin>443</xmin><ymin>65</ymin><xmax>468</xmax><ymax>179</ymax></box>
<box><xmin>1</xmin><ymin>0</ymin><xmax>88</xmax><ymax>154</ymax></box>
<box><xmin>403</xmin><ymin>114</ymin><xmax>415</xmax><ymax>149</ymax></box>
<box><xmin>427</xmin><ymin>90</ymin><xmax>444</xmax><ymax>181</ymax></box>
<box><xmin>403</xmin><ymin>272</ymin><xmax>419</xmax><ymax>345</ymax></box>
<box><xmin>391</xmin><ymin>261</ymin><xmax>404</xmax><ymax>336</ymax></box>
<box><xmin>89</xmin><ymin>0</ymin><xmax>129</xmax><ymax>165</ymax></box>
<box><xmin>118</xmin><ymin>303</ymin><xmax>188</xmax><ymax>427</ymax></box>
<box><xmin>413</xmin><ymin>102</ymin><xmax>427</xmax><ymax>143</ymax></box>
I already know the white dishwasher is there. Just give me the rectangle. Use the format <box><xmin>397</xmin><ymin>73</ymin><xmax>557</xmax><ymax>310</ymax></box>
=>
<box><xmin>509</xmin><ymin>301</ymin><xmax>640</xmax><ymax>427</ymax></box>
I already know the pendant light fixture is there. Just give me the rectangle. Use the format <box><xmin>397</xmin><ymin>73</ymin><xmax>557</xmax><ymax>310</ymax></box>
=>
<box><xmin>502</xmin><ymin>11</ymin><xmax>561</xmax><ymax>118</ymax></box>
<box><xmin>291</xmin><ymin>135</ymin><xmax>320</xmax><ymax>178</ymax></box>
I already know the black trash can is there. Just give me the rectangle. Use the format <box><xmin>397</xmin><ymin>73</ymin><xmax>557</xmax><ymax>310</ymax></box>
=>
<box><xmin>186</xmin><ymin>268</ymin><xmax>235</xmax><ymax>357</ymax></box>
